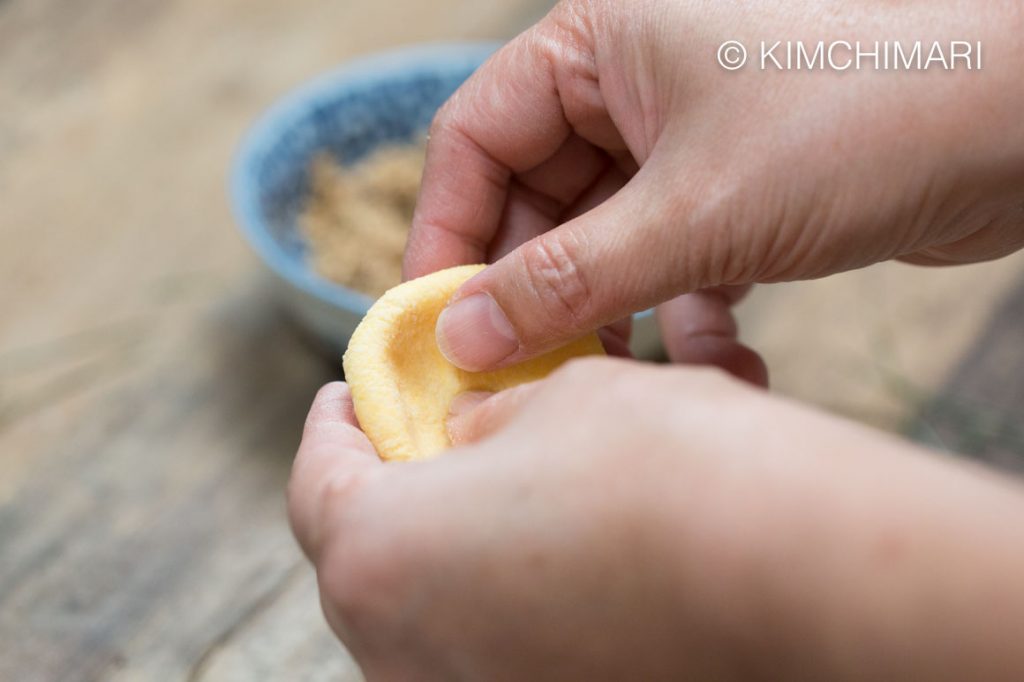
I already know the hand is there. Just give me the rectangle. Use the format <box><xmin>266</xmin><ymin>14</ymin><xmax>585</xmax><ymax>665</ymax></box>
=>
<box><xmin>405</xmin><ymin>0</ymin><xmax>1024</xmax><ymax>372</ymax></box>
<box><xmin>289</xmin><ymin>361</ymin><xmax>1024</xmax><ymax>681</ymax></box>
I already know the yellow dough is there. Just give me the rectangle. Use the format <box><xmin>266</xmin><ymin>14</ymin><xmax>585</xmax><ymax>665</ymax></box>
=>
<box><xmin>343</xmin><ymin>264</ymin><xmax>604</xmax><ymax>461</ymax></box>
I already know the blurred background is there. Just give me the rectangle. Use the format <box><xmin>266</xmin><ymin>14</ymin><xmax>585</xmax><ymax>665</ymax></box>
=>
<box><xmin>1</xmin><ymin>1</ymin><xmax>1022</xmax><ymax>680</ymax></box>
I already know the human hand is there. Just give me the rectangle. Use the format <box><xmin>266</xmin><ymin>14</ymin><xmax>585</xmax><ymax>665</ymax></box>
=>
<box><xmin>288</xmin><ymin>362</ymin><xmax>785</xmax><ymax>680</ymax></box>
<box><xmin>405</xmin><ymin>0</ymin><xmax>1024</xmax><ymax>371</ymax></box>
<box><xmin>289</xmin><ymin>361</ymin><xmax>1024</xmax><ymax>681</ymax></box>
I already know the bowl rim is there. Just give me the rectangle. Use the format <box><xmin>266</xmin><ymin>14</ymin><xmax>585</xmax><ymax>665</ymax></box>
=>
<box><xmin>230</xmin><ymin>41</ymin><xmax>503</xmax><ymax>314</ymax></box>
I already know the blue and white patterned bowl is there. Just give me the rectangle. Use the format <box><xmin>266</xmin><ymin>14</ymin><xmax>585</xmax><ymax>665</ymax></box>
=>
<box><xmin>231</xmin><ymin>42</ymin><xmax>662</xmax><ymax>358</ymax></box>
<box><xmin>231</xmin><ymin>42</ymin><xmax>501</xmax><ymax>355</ymax></box>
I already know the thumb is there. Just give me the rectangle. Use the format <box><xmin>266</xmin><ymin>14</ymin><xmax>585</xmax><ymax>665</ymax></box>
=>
<box><xmin>446</xmin><ymin>381</ymin><xmax>541</xmax><ymax>446</ymax></box>
<box><xmin>435</xmin><ymin>173</ymin><xmax>721</xmax><ymax>371</ymax></box>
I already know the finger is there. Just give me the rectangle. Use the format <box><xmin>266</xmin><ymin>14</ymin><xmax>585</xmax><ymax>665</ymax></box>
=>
<box><xmin>446</xmin><ymin>382</ymin><xmax>542</xmax><ymax>446</ymax></box>
<box><xmin>562</xmin><ymin>166</ymin><xmax>635</xmax><ymax>363</ymax></box>
<box><xmin>656</xmin><ymin>289</ymin><xmax>769</xmax><ymax>388</ymax></box>
<box><xmin>575</xmin><ymin>168</ymin><xmax>633</xmax><ymax>363</ymax></box>
<box><xmin>288</xmin><ymin>382</ymin><xmax>383</xmax><ymax>563</ymax></box>
<box><xmin>403</xmin><ymin>10</ymin><xmax>624</xmax><ymax>280</ymax></box>
<box><xmin>434</xmin><ymin>170</ymin><xmax>706</xmax><ymax>371</ymax></box>
<box><xmin>515</xmin><ymin>133</ymin><xmax>614</xmax><ymax>208</ymax></box>
<box><xmin>562</xmin><ymin>162</ymin><xmax>629</xmax><ymax>222</ymax></box>
<box><xmin>486</xmin><ymin>182</ymin><xmax>562</xmax><ymax>263</ymax></box>
<box><xmin>597</xmin><ymin>316</ymin><xmax>633</xmax><ymax>358</ymax></box>
<box><xmin>488</xmin><ymin>151</ymin><xmax>628</xmax><ymax>263</ymax></box>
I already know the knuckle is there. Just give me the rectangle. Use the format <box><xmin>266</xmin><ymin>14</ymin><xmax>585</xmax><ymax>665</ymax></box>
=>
<box><xmin>316</xmin><ymin>467</ymin><xmax>372</xmax><ymax>534</ymax></box>
<box><xmin>548</xmin><ymin>356</ymin><xmax>626</xmax><ymax>392</ymax></box>
<box><xmin>427</xmin><ymin>94</ymin><xmax>463</xmax><ymax>141</ymax></box>
<box><xmin>289</xmin><ymin>459</ymin><xmax>375</xmax><ymax>559</ymax></box>
<box><xmin>518</xmin><ymin>231</ymin><xmax>593</xmax><ymax>327</ymax></box>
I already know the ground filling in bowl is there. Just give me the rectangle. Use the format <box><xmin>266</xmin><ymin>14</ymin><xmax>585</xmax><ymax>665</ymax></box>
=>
<box><xmin>300</xmin><ymin>140</ymin><xmax>427</xmax><ymax>298</ymax></box>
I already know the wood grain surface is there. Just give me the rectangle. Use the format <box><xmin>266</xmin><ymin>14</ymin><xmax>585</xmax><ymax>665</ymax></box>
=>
<box><xmin>1</xmin><ymin>1</ymin><xmax>1022</xmax><ymax>680</ymax></box>
<box><xmin>0</xmin><ymin>1</ymin><xmax>552</xmax><ymax>680</ymax></box>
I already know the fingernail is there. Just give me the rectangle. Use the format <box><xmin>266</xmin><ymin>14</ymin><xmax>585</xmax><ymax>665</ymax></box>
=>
<box><xmin>436</xmin><ymin>293</ymin><xmax>519</xmax><ymax>371</ymax></box>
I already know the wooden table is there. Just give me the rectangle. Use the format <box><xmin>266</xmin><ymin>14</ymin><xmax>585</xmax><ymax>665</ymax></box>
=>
<box><xmin>2</xmin><ymin>1</ymin><xmax>1022</xmax><ymax>680</ymax></box>
<box><xmin>0</xmin><ymin>1</ymin><xmax>553</xmax><ymax>679</ymax></box>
